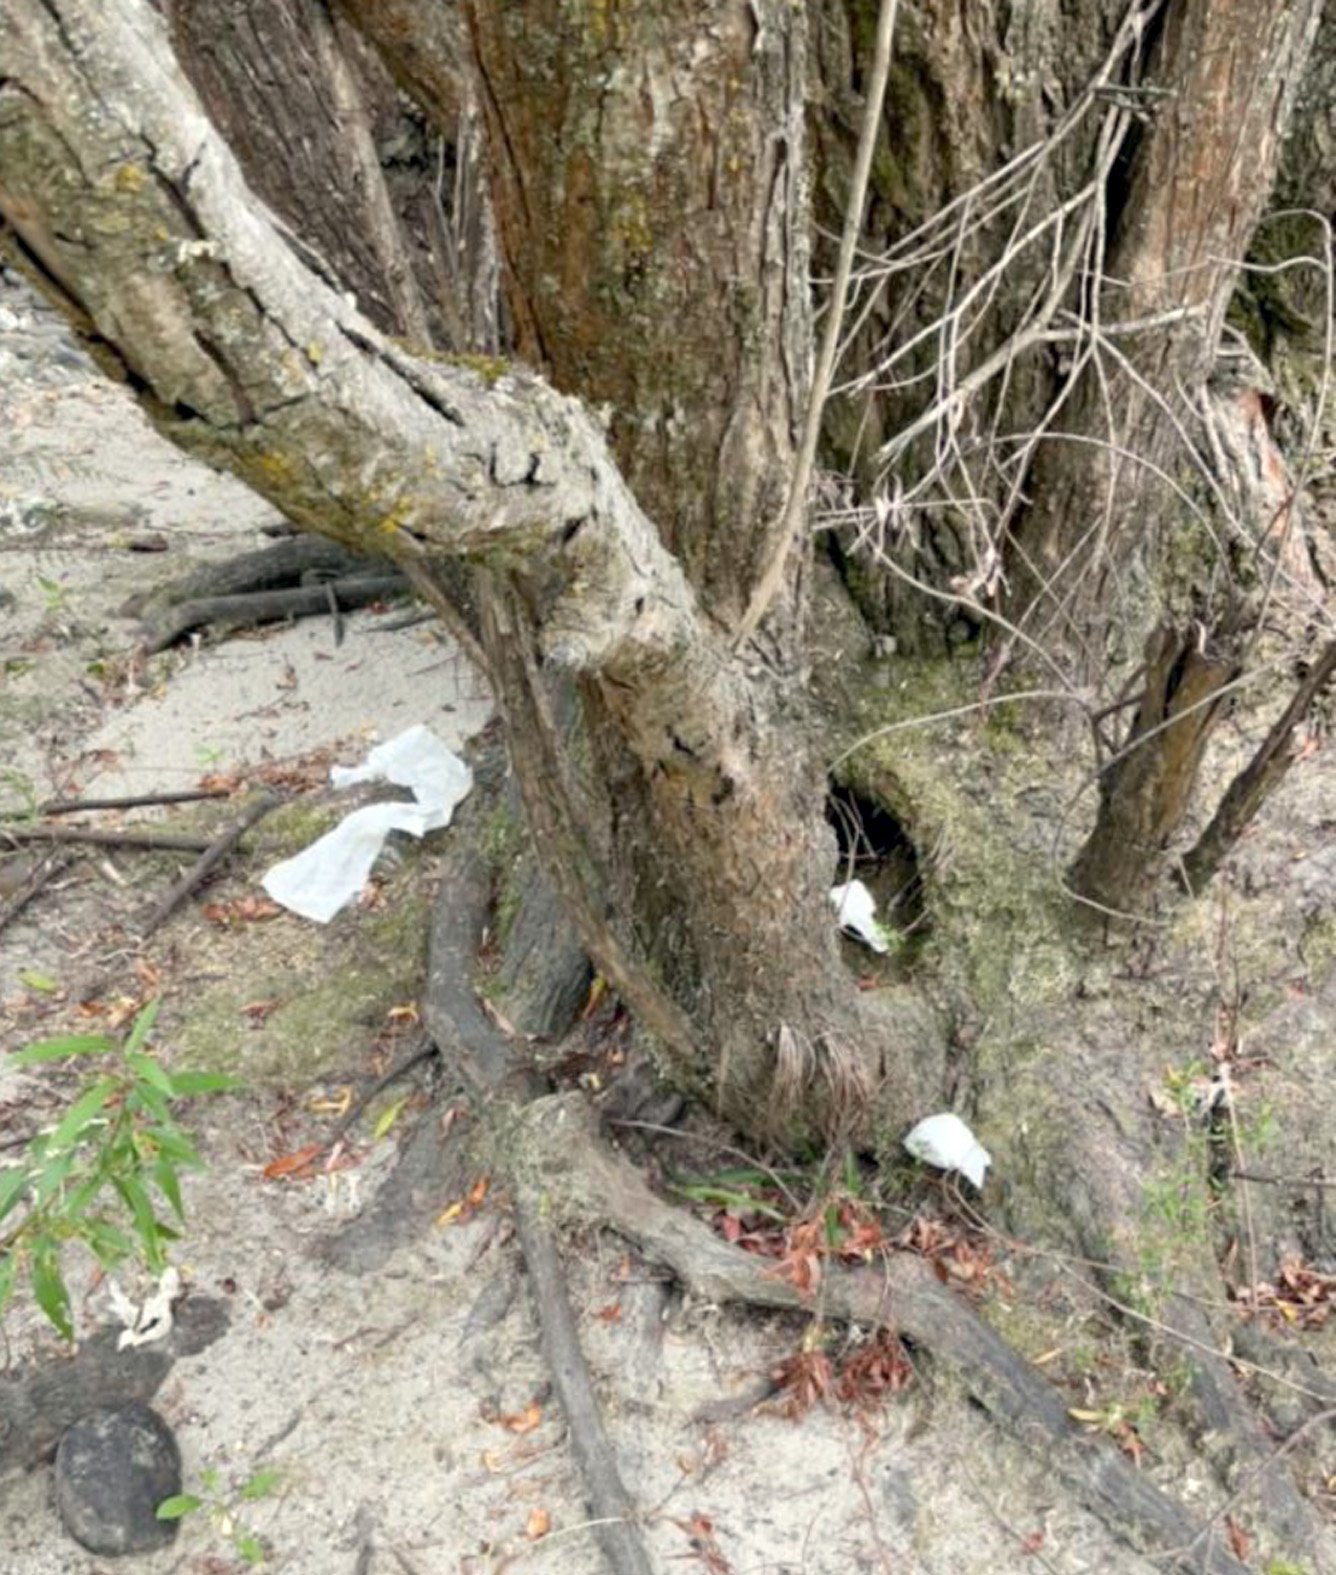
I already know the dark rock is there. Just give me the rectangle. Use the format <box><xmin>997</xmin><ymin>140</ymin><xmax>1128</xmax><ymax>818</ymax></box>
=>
<box><xmin>0</xmin><ymin>1294</ymin><xmax>229</xmax><ymax>1473</ymax></box>
<box><xmin>55</xmin><ymin>1401</ymin><xmax>182</xmax><ymax>1556</ymax></box>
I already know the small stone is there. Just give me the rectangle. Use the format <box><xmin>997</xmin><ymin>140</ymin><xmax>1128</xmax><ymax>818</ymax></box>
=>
<box><xmin>55</xmin><ymin>1401</ymin><xmax>182</xmax><ymax>1557</ymax></box>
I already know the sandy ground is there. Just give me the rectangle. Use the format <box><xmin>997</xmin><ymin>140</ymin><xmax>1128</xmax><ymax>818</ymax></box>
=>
<box><xmin>0</xmin><ymin>271</ymin><xmax>1172</xmax><ymax>1575</ymax></box>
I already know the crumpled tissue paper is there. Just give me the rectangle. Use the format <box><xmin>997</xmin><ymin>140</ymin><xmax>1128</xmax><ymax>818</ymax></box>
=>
<box><xmin>263</xmin><ymin>724</ymin><xmax>471</xmax><ymax>922</ymax></box>
<box><xmin>903</xmin><ymin>1112</ymin><xmax>991</xmax><ymax>1189</ymax></box>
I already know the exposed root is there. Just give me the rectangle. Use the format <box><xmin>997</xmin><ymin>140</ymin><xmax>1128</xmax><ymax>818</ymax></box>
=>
<box><xmin>423</xmin><ymin>805</ymin><xmax>658</xmax><ymax>1575</ymax></box>
<box><xmin>517</xmin><ymin>1093</ymin><xmax>1260</xmax><ymax>1575</ymax></box>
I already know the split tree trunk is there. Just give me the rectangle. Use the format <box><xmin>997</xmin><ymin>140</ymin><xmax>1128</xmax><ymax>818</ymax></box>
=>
<box><xmin>0</xmin><ymin>0</ymin><xmax>936</xmax><ymax>1140</ymax></box>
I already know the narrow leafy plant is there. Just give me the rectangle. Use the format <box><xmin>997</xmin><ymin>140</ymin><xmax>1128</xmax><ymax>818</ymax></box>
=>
<box><xmin>0</xmin><ymin>998</ymin><xmax>238</xmax><ymax>1339</ymax></box>
<box><xmin>157</xmin><ymin>1464</ymin><xmax>282</xmax><ymax>1566</ymax></box>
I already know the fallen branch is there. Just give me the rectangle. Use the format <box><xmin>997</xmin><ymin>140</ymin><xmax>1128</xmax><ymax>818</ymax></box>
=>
<box><xmin>137</xmin><ymin>792</ymin><xmax>280</xmax><ymax>937</ymax></box>
<box><xmin>120</xmin><ymin>535</ymin><xmax>370</xmax><ymax>617</ymax></box>
<box><xmin>141</xmin><ymin>573</ymin><xmax>407</xmax><ymax>653</ymax></box>
<box><xmin>0</xmin><ymin>851</ymin><xmax>70</xmax><ymax>936</ymax></box>
<box><xmin>316</xmin><ymin>1037</ymin><xmax>439</xmax><ymax>1156</ymax></box>
<box><xmin>37</xmin><ymin>788</ymin><xmax>231</xmax><ymax>815</ymax></box>
<box><xmin>0</xmin><ymin>825</ymin><xmax>214</xmax><ymax>853</ymax></box>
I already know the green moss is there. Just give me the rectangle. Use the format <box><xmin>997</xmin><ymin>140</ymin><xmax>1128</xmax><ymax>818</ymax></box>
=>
<box><xmin>444</xmin><ymin>352</ymin><xmax>511</xmax><ymax>387</ymax></box>
<box><xmin>251</xmin><ymin>801</ymin><xmax>342</xmax><ymax>858</ymax></box>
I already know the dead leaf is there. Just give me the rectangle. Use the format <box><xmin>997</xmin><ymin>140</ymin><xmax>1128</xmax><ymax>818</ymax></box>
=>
<box><xmin>500</xmin><ymin>1401</ymin><xmax>542</xmax><ymax>1435</ymax></box>
<box><xmin>525</xmin><ymin>1507</ymin><xmax>551</xmax><ymax>1541</ymax></box>
<box><xmin>1225</xmin><ymin>1515</ymin><xmax>1251</xmax><ymax>1560</ymax></box>
<box><xmin>262</xmin><ymin>1144</ymin><xmax>324</xmax><ymax>1181</ymax></box>
<box><xmin>309</xmin><ymin>1086</ymin><xmax>353</xmax><ymax>1117</ymax></box>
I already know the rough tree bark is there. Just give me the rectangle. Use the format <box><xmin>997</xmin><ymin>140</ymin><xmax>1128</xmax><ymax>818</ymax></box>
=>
<box><xmin>0</xmin><ymin>0</ymin><xmax>938</xmax><ymax>1142</ymax></box>
<box><xmin>3</xmin><ymin>1</ymin><xmax>1336</xmax><ymax>1563</ymax></box>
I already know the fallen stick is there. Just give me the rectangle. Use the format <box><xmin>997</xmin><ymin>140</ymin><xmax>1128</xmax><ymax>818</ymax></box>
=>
<box><xmin>141</xmin><ymin>573</ymin><xmax>406</xmax><ymax>652</ymax></box>
<box><xmin>0</xmin><ymin>825</ymin><xmax>214</xmax><ymax>853</ymax></box>
<box><xmin>137</xmin><ymin>792</ymin><xmax>280</xmax><ymax>937</ymax></box>
<box><xmin>316</xmin><ymin>1038</ymin><xmax>439</xmax><ymax>1156</ymax></box>
<box><xmin>0</xmin><ymin>851</ymin><xmax>70</xmax><ymax>936</ymax></box>
<box><xmin>37</xmin><ymin>788</ymin><xmax>231</xmax><ymax>815</ymax></box>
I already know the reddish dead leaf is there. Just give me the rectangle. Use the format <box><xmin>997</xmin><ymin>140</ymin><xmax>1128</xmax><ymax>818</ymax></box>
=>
<box><xmin>1245</xmin><ymin>1256</ymin><xmax>1336</xmax><ymax>1330</ymax></box>
<box><xmin>673</xmin><ymin>1512</ymin><xmax>731</xmax><ymax>1575</ymax></box>
<box><xmin>203</xmin><ymin>896</ymin><xmax>282</xmax><ymax>927</ymax></box>
<box><xmin>1114</xmin><ymin>1420</ymin><xmax>1146</xmax><ymax>1466</ymax></box>
<box><xmin>833</xmin><ymin>1330</ymin><xmax>913</xmax><ymax>1404</ymax></box>
<box><xmin>771</xmin><ymin>1217</ymin><xmax>825</xmax><ymax>1297</ymax></box>
<box><xmin>242</xmin><ymin>998</ymin><xmax>281</xmax><ymax>1024</ymax></box>
<box><xmin>436</xmin><ymin>1176</ymin><xmax>490</xmax><ymax>1227</ymax></box>
<box><xmin>1019</xmin><ymin>1530</ymin><xmax>1046</xmax><ymax>1556</ymax></box>
<box><xmin>594</xmin><ymin>1302</ymin><xmax>623</xmax><ymax>1323</ymax></box>
<box><xmin>132</xmin><ymin>958</ymin><xmax>162</xmax><ymax>991</ymax></box>
<box><xmin>356</xmin><ymin>879</ymin><xmax>389</xmax><ymax>911</ymax></box>
<box><xmin>1225</xmin><ymin>1515</ymin><xmax>1251</xmax><ymax>1560</ymax></box>
<box><xmin>771</xmin><ymin>1348</ymin><xmax>834</xmax><ymax>1417</ymax></box>
<box><xmin>525</xmin><ymin>1507</ymin><xmax>551</xmax><ymax>1541</ymax></box>
<box><xmin>262</xmin><ymin>1144</ymin><xmax>324</xmax><ymax>1181</ymax></box>
<box><xmin>197</xmin><ymin>772</ymin><xmax>243</xmax><ymax>795</ymax></box>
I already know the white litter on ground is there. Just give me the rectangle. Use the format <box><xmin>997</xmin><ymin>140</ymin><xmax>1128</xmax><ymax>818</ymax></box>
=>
<box><xmin>829</xmin><ymin>878</ymin><xmax>890</xmax><ymax>952</ymax></box>
<box><xmin>903</xmin><ymin>1112</ymin><xmax>991</xmax><ymax>1188</ymax></box>
<box><xmin>262</xmin><ymin>725</ymin><xmax>472</xmax><ymax>922</ymax></box>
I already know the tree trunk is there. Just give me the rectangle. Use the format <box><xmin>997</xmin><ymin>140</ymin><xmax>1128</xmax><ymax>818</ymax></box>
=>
<box><xmin>0</xmin><ymin>0</ymin><xmax>939</xmax><ymax>1141</ymax></box>
<box><xmin>5</xmin><ymin>2</ymin><xmax>1336</xmax><ymax>1561</ymax></box>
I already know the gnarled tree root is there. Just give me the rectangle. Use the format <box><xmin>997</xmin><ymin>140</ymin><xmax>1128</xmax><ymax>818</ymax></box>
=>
<box><xmin>517</xmin><ymin>1095</ymin><xmax>1256</xmax><ymax>1575</ymax></box>
<box><xmin>424</xmin><ymin>810</ymin><xmax>657</xmax><ymax>1575</ymax></box>
<box><xmin>419</xmin><ymin>769</ymin><xmax>1279</xmax><ymax>1575</ymax></box>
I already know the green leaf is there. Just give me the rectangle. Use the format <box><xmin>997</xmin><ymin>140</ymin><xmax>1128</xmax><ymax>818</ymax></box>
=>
<box><xmin>123</xmin><ymin>998</ymin><xmax>161</xmax><ymax>1057</ymax></box>
<box><xmin>127</xmin><ymin>1082</ymin><xmax>172</xmax><ymax>1125</ymax></box>
<box><xmin>167</xmin><ymin>1070</ymin><xmax>242</xmax><ymax>1097</ymax></box>
<box><xmin>144</xmin><ymin>1125</ymin><xmax>204</xmax><ymax>1168</ymax></box>
<box><xmin>8</xmin><ymin>1034</ymin><xmax>111</xmax><ymax>1068</ymax></box>
<box><xmin>0</xmin><ymin>1251</ymin><xmax>17</xmax><ymax>1317</ymax></box>
<box><xmin>81</xmin><ymin>1217</ymin><xmax>135</xmax><ymax>1269</ymax></box>
<box><xmin>239</xmin><ymin>1468</ymin><xmax>281</xmax><ymax>1502</ymax></box>
<box><xmin>0</xmin><ymin>1164</ymin><xmax>31</xmax><ymax>1225</ymax></box>
<box><xmin>30</xmin><ymin>1249</ymin><xmax>73</xmax><ymax>1340</ymax></box>
<box><xmin>125</xmin><ymin>1051</ymin><xmax>175</xmax><ymax>1097</ymax></box>
<box><xmin>237</xmin><ymin>1533</ymin><xmax>266</xmax><ymax>1564</ymax></box>
<box><xmin>372</xmin><ymin>1096</ymin><xmax>408</xmax><ymax>1142</ymax></box>
<box><xmin>47</xmin><ymin>1076</ymin><xmax>120</xmax><ymax>1152</ymax></box>
<box><xmin>31</xmin><ymin>1147</ymin><xmax>79</xmax><ymax>1207</ymax></box>
<box><xmin>153</xmin><ymin>1157</ymin><xmax>185</xmax><ymax>1223</ymax></box>
<box><xmin>155</xmin><ymin>1494</ymin><xmax>203</xmax><ymax>1521</ymax></box>
<box><xmin>18</xmin><ymin>970</ymin><xmax>59</xmax><ymax>994</ymax></box>
<box><xmin>61</xmin><ymin>1169</ymin><xmax>109</xmax><ymax>1221</ymax></box>
<box><xmin>114</xmin><ymin>1174</ymin><xmax>165</xmax><ymax>1269</ymax></box>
